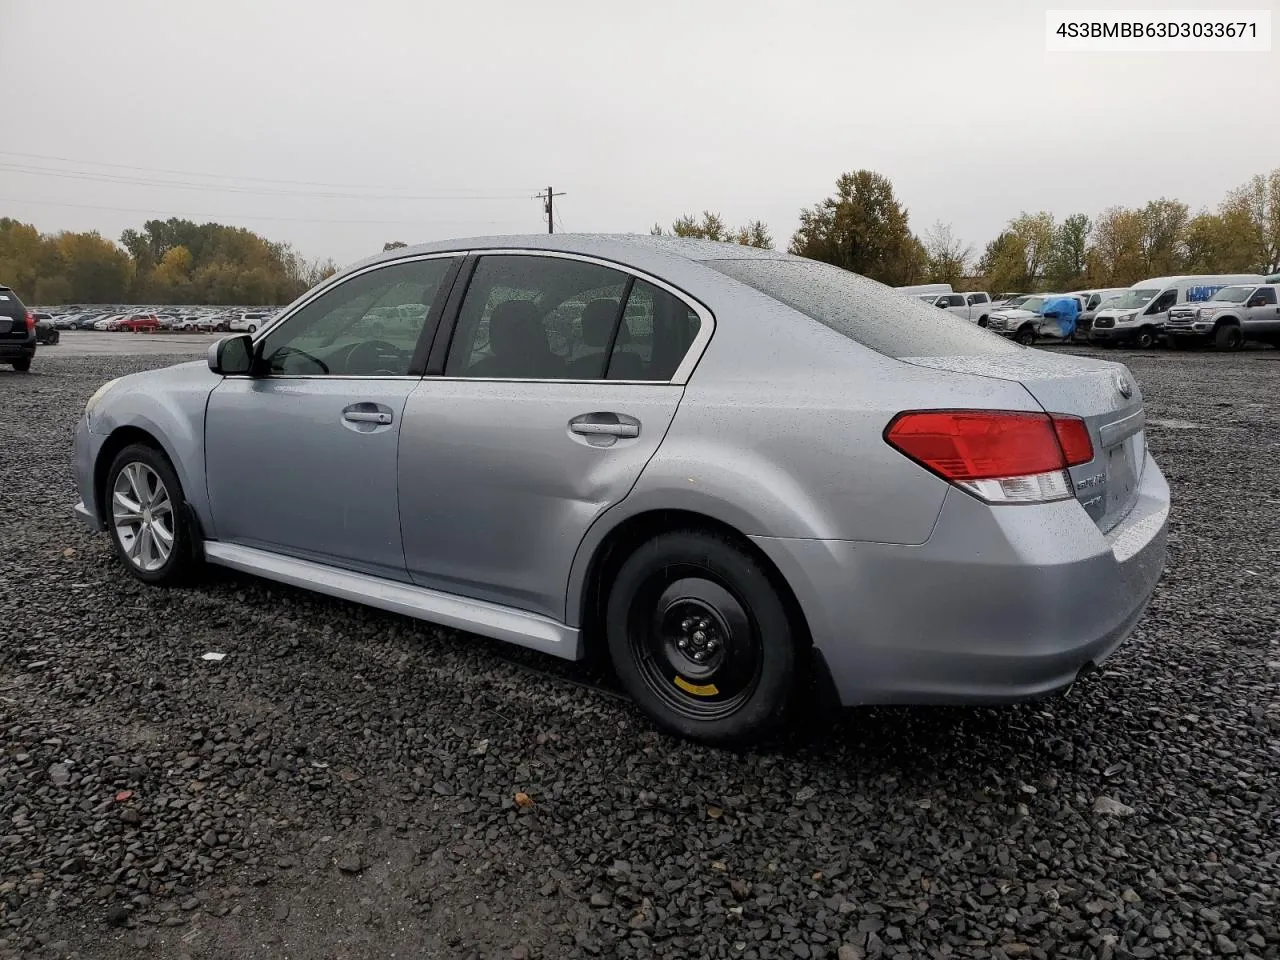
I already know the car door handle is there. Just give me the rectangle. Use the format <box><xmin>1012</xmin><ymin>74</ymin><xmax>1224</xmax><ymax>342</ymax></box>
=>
<box><xmin>343</xmin><ymin>408</ymin><xmax>393</xmax><ymax>425</ymax></box>
<box><xmin>570</xmin><ymin>421</ymin><xmax>638</xmax><ymax>438</ymax></box>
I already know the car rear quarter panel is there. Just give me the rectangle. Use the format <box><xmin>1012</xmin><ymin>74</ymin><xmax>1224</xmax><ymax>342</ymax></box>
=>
<box><xmin>87</xmin><ymin>362</ymin><xmax>220</xmax><ymax>532</ymax></box>
<box><xmin>627</xmin><ymin>281</ymin><xmax>1044</xmax><ymax>544</ymax></box>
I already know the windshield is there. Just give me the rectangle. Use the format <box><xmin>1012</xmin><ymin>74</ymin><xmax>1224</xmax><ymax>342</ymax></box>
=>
<box><xmin>1105</xmin><ymin>288</ymin><xmax>1159</xmax><ymax>310</ymax></box>
<box><xmin>1208</xmin><ymin>286</ymin><xmax>1252</xmax><ymax>303</ymax></box>
<box><xmin>1002</xmin><ymin>295</ymin><xmax>1030</xmax><ymax>307</ymax></box>
<box><xmin>1012</xmin><ymin>296</ymin><xmax>1046</xmax><ymax>313</ymax></box>
<box><xmin>704</xmin><ymin>257</ymin><xmax>1021</xmax><ymax>359</ymax></box>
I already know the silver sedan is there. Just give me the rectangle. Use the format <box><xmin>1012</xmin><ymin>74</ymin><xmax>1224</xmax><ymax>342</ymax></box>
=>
<box><xmin>72</xmin><ymin>235</ymin><xmax>1170</xmax><ymax>746</ymax></box>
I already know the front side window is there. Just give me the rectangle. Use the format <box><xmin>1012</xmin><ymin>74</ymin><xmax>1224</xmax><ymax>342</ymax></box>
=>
<box><xmin>1147</xmin><ymin>291</ymin><xmax>1177</xmax><ymax>314</ymax></box>
<box><xmin>967</xmin><ymin>293</ymin><xmax>989</xmax><ymax>305</ymax></box>
<box><xmin>444</xmin><ymin>256</ymin><xmax>702</xmax><ymax>381</ymax></box>
<box><xmin>1253</xmin><ymin>286</ymin><xmax>1277</xmax><ymax>305</ymax></box>
<box><xmin>258</xmin><ymin>257</ymin><xmax>456</xmax><ymax>376</ymax></box>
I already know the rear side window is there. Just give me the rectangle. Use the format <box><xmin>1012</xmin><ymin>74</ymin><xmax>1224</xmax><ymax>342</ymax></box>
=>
<box><xmin>444</xmin><ymin>256</ymin><xmax>702</xmax><ymax>381</ymax></box>
<box><xmin>0</xmin><ymin>288</ymin><xmax>26</xmax><ymax>320</ymax></box>
<box><xmin>704</xmin><ymin>258</ymin><xmax>1021</xmax><ymax>358</ymax></box>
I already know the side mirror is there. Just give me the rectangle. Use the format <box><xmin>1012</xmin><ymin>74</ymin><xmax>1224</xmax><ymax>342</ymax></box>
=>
<box><xmin>207</xmin><ymin>334</ymin><xmax>254</xmax><ymax>375</ymax></box>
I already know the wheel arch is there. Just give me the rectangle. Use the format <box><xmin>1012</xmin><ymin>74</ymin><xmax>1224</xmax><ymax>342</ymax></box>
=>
<box><xmin>570</xmin><ymin>507</ymin><xmax>815</xmax><ymax>665</ymax></box>
<box><xmin>93</xmin><ymin>426</ymin><xmax>173</xmax><ymax>525</ymax></box>
<box><xmin>92</xmin><ymin>423</ymin><xmax>207</xmax><ymax>544</ymax></box>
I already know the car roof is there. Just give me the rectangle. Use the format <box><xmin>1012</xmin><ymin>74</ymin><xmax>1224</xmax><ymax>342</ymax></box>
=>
<box><xmin>343</xmin><ymin>233</ymin><xmax>799</xmax><ymax>279</ymax></box>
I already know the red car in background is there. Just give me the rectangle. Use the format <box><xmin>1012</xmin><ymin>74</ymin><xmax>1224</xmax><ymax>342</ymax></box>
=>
<box><xmin>117</xmin><ymin>313</ymin><xmax>160</xmax><ymax>333</ymax></box>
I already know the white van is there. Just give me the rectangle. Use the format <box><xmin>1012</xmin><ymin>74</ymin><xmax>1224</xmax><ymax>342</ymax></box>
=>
<box><xmin>1088</xmin><ymin>274</ymin><xmax>1266</xmax><ymax>348</ymax></box>
<box><xmin>1071</xmin><ymin>288</ymin><xmax>1128</xmax><ymax>333</ymax></box>
<box><xmin>895</xmin><ymin>283</ymin><xmax>953</xmax><ymax>298</ymax></box>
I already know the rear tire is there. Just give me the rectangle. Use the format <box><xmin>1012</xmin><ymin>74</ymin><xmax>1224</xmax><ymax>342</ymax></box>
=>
<box><xmin>104</xmin><ymin>443</ymin><xmax>197</xmax><ymax>586</ymax></box>
<box><xmin>12</xmin><ymin>358</ymin><xmax>31</xmax><ymax>372</ymax></box>
<box><xmin>1214</xmin><ymin>323</ymin><xmax>1243</xmax><ymax>351</ymax></box>
<box><xmin>606</xmin><ymin>530</ymin><xmax>797</xmax><ymax>747</ymax></box>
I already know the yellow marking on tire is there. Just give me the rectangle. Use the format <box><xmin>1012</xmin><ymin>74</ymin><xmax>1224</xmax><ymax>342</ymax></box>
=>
<box><xmin>674</xmin><ymin>676</ymin><xmax>719</xmax><ymax>697</ymax></box>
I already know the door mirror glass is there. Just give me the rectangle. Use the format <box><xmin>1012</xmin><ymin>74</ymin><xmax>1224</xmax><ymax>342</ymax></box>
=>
<box><xmin>208</xmin><ymin>334</ymin><xmax>254</xmax><ymax>375</ymax></box>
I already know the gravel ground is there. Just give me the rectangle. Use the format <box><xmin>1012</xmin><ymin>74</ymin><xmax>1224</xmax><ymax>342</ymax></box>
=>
<box><xmin>1</xmin><ymin>349</ymin><xmax>1277</xmax><ymax>960</ymax></box>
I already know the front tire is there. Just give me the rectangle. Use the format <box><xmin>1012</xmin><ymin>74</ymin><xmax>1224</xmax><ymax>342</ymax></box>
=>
<box><xmin>606</xmin><ymin>530</ymin><xmax>797</xmax><ymax>747</ymax></box>
<box><xmin>1014</xmin><ymin>326</ymin><xmax>1036</xmax><ymax>345</ymax></box>
<box><xmin>105</xmin><ymin>444</ymin><xmax>196</xmax><ymax>585</ymax></box>
<box><xmin>1133</xmin><ymin>328</ymin><xmax>1156</xmax><ymax>349</ymax></box>
<box><xmin>1214</xmin><ymin>323</ymin><xmax>1243</xmax><ymax>351</ymax></box>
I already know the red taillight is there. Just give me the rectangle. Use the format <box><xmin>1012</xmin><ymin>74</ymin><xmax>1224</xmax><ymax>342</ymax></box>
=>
<box><xmin>25</xmin><ymin>311</ymin><xmax>36</xmax><ymax>332</ymax></box>
<box><xmin>885</xmin><ymin>410</ymin><xmax>1095</xmax><ymax>504</ymax></box>
<box><xmin>1050</xmin><ymin>415</ymin><xmax>1093</xmax><ymax>467</ymax></box>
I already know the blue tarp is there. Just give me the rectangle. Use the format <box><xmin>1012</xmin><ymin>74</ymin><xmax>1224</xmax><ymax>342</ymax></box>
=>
<box><xmin>1039</xmin><ymin>296</ymin><xmax>1079</xmax><ymax>339</ymax></box>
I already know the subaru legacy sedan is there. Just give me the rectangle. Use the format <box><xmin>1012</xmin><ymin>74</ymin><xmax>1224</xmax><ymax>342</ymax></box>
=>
<box><xmin>73</xmin><ymin>236</ymin><xmax>1169</xmax><ymax>746</ymax></box>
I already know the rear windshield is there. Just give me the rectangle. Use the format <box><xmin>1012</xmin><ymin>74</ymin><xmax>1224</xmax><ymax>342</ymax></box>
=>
<box><xmin>0</xmin><ymin>287</ymin><xmax>27</xmax><ymax>320</ymax></box>
<box><xmin>704</xmin><ymin>258</ymin><xmax>1020</xmax><ymax>358</ymax></box>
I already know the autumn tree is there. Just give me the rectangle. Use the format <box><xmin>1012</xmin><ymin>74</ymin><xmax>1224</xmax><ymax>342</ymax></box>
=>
<box><xmin>1005</xmin><ymin>212</ymin><xmax>1056</xmax><ymax>289</ymax></box>
<box><xmin>734</xmin><ymin>220</ymin><xmax>773</xmax><ymax>249</ymax></box>
<box><xmin>1137</xmin><ymin>198</ymin><xmax>1190</xmax><ymax>276</ymax></box>
<box><xmin>977</xmin><ymin>231</ymin><xmax>1028</xmax><ymax>293</ymax></box>
<box><xmin>922</xmin><ymin>221</ymin><xmax>971</xmax><ymax>285</ymax></box>
<box><xmin>1224</xmin><ymin>168</ymin><xmax>1280</xmax><ymax>273</ymax></box>
<box><xmin>788</xmin><ymin>170</ymin><xmax>924</xmax><ymax>284</ymax></box>
<box><xmin>1046</xmin><ymin>214</ymin><xmax>1091</xmax><ymax>290</ymax></box>
<box><xmin>651</xmin><ymin>211</ymin><xmax>772</xmax><ymax>248</ymax></box>
<box><xmin>1088</xmin><ymin>206</ymin><xmax>1146</xmax><ymax>285</ymax></box>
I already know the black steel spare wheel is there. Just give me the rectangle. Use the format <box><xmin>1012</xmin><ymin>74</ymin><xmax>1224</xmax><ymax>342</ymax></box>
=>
<box><xmin>634</xmin><ymin>576</ymin><xmax>761</xmax><ymax>720</ymax></box>
<box><xmin>606</xmin><ymin>530</ymin><xmax>796</xmax><ymax>746</ymax></box>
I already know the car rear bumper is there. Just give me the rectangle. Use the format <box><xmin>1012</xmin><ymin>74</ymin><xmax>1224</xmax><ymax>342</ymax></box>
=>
<box><xmin>0</xmin><ymin>341</ymin><xmax>36</xmax><ymax>360</ymax></box>
<box><xmin>752</xmin><ymin>450</ymin><xmax>1170</xmax><ymax>706</ymax></box>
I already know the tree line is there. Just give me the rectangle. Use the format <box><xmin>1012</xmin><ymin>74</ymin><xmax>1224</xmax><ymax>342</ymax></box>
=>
<box><xmin>0</xmin><ymin>216</ymin><xmax>337</xmax><ymax>306</ymax></box>
<box><xmin>654</xmin><ymin>165</ymin><xmax>1280</xmax><ymax>291</ymax></box>
<box><xmin>5</xmin><ymin>166</ymin><xmax>1276</xmax><ymax>306</ymax></box>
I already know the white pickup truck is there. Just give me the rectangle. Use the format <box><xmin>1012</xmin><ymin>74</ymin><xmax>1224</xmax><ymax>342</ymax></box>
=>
<box><xmin>927</xmin><ymin>291</ymin><xmax>994</xmax><ymax>326</ymax></box>
<box><xmin>1164</xmin><ymin>283</ymin><xmax>1280</xmax><ymax>349</ymax></box>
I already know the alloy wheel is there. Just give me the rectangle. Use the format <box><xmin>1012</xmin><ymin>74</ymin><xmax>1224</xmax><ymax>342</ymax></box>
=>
<box><xmin>112</xmin><ymin>462</ymin><xmax>175</xmax><ymax>572</ymax></box>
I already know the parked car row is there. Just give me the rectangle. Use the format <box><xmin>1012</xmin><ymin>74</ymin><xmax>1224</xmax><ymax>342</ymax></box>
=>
<box><xmin>897</xmin><ymin>275</ymin><xmax>1280</xmax><ymax>350</ymax></box>
<box><xmin>39</xmin><ymin>309</ymin><xmax>280</xmax><ymax>333</ymax></box>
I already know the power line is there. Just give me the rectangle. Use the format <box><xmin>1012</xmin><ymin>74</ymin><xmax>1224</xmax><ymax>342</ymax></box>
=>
<box><xmin>0</xmin><ymin>162</ymin><xmax>535</xmax><ymax>202</ymax></box>
<box><xmin>0</xmin><ymin>149</ymin><xmax>539</xmax><ymax>194</ymax></box>
<box><xmin>0</xmin><ymin>196</ymin><xmax>535</xmax><ymax>227</ymax></box>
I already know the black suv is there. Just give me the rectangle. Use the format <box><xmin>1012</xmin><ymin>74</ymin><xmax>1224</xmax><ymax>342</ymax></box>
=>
<box><xmin>0</xmin><ymin>285</ymin><xmax>37</xmax><ymax>372</ymax></box>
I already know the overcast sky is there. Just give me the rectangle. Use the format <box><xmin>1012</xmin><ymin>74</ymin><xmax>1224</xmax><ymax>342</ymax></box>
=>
<box><xmin>4</xmin><ymin>0</ymin><xmax>1277</xmax><ymax>266</ymax></box>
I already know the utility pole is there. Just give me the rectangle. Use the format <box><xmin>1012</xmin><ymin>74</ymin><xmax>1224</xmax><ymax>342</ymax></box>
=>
<box><xmin>540</xmin><ymin>186</ymin><xmax>566</xmax><ymax>233</ymax></box>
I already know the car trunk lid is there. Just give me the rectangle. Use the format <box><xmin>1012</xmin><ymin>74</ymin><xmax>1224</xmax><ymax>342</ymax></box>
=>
<box><xmin>899</xmin><ymin>352</ymin><xmax>1145</xmax><ymax>532</ymax></box>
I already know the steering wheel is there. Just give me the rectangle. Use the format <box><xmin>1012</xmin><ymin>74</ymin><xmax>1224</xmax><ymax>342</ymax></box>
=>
<box><xmin>345</xmin><ymin>339</ymin><xmax>407</xmax><ymax>376</ymax></box>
